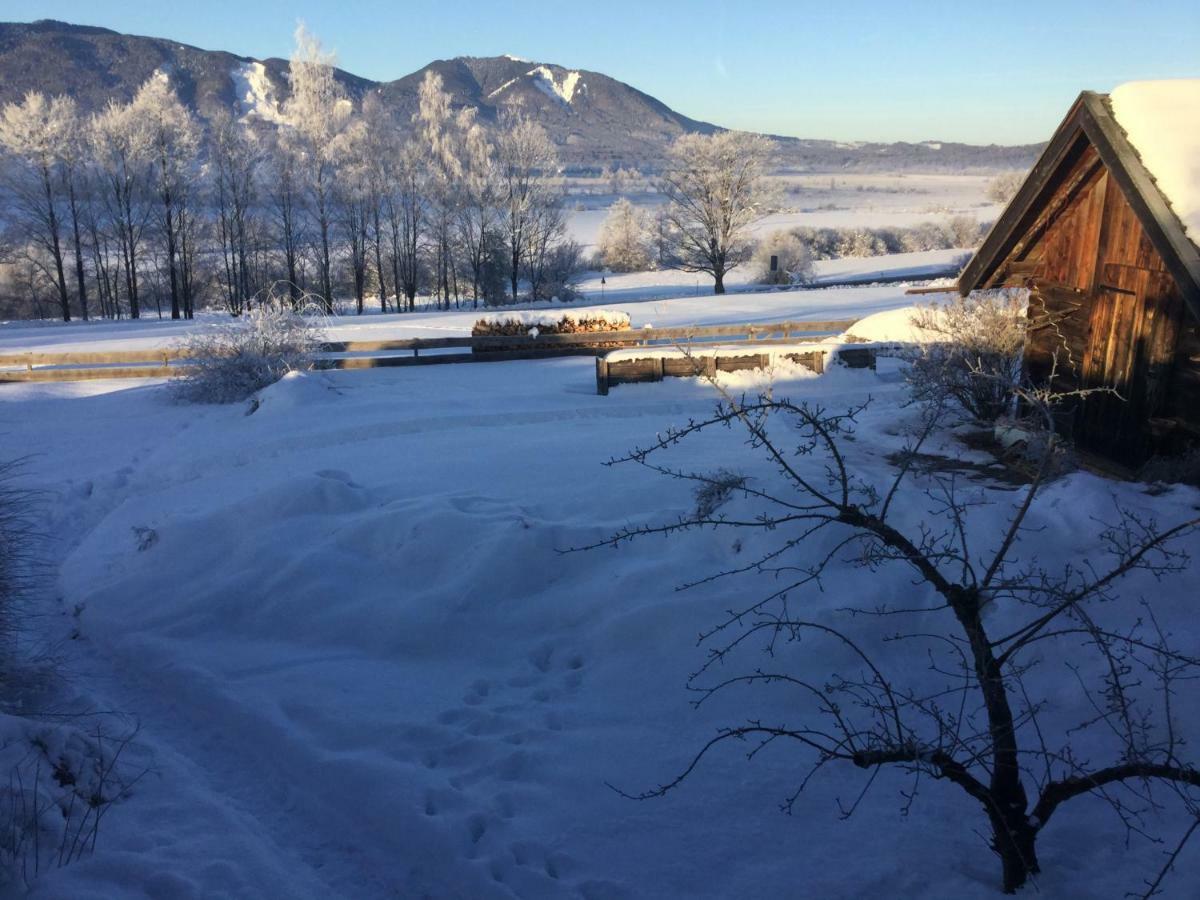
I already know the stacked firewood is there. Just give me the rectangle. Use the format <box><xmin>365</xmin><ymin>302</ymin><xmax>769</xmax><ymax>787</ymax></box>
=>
<box><xmin>470</xmin><ymin>314</ymin><xmax>631</xmax><ymax>352</ymax></box>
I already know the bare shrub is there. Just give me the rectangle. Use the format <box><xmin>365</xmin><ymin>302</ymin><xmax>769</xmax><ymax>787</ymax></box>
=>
<box><xmin>0</xmin><ymin>716</ymin><xmax>139</xmax><ymax>886</ymax></box>
<box><xmin>692</xmin><ymin>469</ymin><xmax>748</xmax><ymax>519</ymax></box>
<box><xmin>538</xmin><ymin>240</ymin><xmax>586</xmax><ymax>302</ymax></box>
<box><xmin>753</xmin><ymin>231</ymin><xmax>814</xmax><ymax>285</ymax></box>
<box><xmin>906</xmin><ymin>290</ymin><xmax>1027</xmax><ymax>421</ymax></box>
<box><xmin>576</xmin><ymin>382</ymin><xmax>1200</xmax><ymax>896</ymax></box>
<box><xmin>171</xmin><ymin>296</ymin><xmax>324</xmax><ymax>404</ymax></box>
<box><xmin>987</xmin><ymin>171</ymin><xmax>1026</xmax><ymax>204</ymax></box>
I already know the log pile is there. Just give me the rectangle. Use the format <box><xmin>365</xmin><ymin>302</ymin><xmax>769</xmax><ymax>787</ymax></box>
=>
<box><xmin>470</xmin><ymin>313</ymin><xmax>632</xmax><ymax>353</ymax></box>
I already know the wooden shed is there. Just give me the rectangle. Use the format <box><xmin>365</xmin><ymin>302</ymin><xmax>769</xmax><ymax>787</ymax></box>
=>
<box><xmin>958</xmin><ymin>81</ymin><xmax>1200</xmax><ymax>466</ymax></box>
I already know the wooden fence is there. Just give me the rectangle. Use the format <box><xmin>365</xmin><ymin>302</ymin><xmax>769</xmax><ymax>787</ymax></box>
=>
<box><xmin>0</xmin><ymin>318</ymin><xmax>859</xmax><ymax>383</ymax></box>
<box><xmin>596</xmin><ymin>345</ymin><xmax>876</xmax><ymax>394</ymax></box>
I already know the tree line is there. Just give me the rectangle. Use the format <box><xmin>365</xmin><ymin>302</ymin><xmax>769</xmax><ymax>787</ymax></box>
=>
<box><xmin>0</xmin><ymin>27</ymin><xmax>580</xmax><ymax>322</ymax></box>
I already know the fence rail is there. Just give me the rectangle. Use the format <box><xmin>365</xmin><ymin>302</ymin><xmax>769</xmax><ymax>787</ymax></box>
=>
<box><xmin>0</xmin><ymin>318</ymin><xmax>859</xmax><ymax>383</ymax></box>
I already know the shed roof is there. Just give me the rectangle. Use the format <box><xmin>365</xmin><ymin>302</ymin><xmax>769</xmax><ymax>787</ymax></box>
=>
<box><xmin>959</xmin><ymin>82</ymin><xmax>1200</xmax><ymax>316</ymax></box>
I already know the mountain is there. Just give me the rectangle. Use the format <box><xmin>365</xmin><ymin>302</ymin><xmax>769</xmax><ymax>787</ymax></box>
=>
<box><xmin>0</xmin><ymin>20</ymin><xmax>1040</xmax><ymax>173</ymax></box>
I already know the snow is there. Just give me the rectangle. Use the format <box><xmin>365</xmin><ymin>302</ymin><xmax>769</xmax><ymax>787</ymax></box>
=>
<box><xmin>232</xmin><ymin>61</ymin><xmax>285</xmax><ymax>124</ymax></box>
<box><xmin>487</xmin><ymin>66</ymin><xmax>585</xmax><ymax>105</ymax></box>
<box><xmin>0</xmin><ymin>256</ymin><xmax>946</xmax><ymax>358</ymax></box>
<box><xmin>603</xmin><ymin>340</ymin><xmax>843</xmax><ymax>362</ymax></box>
<box><xmin>485</xmin><ymin>76</ymin><xmax>522</xmax><ymax>100</ymax></box>
<box><xmin>844</xmin><ymin>304</ymin><xmax>947</xmax><ymax>343</ymax></box>
<box><xmin>4</xmin><ymin>274</ymin><xmax>1200</xmax><ymax>898</ymax></box>
<box><xmin>1109</xmin><ymin>79</ymin><xmax>1200</xmax><ymax>245</ymax></box>
<box><xmin>528</xmin><ymin>66</ymin><xmax>583</xmax><ymax>104</ymax></box>
<box><xmin>565</xmin><ymin>173</ymin><xmax>1003</xmax><ymax>255</ymax></box>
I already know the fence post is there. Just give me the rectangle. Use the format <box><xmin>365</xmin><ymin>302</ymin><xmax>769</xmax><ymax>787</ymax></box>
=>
<box><xmin>596</xmin><ymin>357</ymin><xmax>609</xmax><ymax>395</ymax></box>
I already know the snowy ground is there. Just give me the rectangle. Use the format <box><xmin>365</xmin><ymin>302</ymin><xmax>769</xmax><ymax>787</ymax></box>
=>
<box><xmin>3</xmin><ymin>278</ymin><xmax>1199</xmax><ymax>898</ymax></box>
<box><xmin>0</xmin><ymin>251</ymin><xmax>963</xmax><ymax>358</ymax></box>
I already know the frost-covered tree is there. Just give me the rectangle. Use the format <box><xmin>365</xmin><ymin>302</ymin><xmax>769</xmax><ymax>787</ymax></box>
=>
<box><xmin>752</xmin><ymin>229</ymin><xmax>813</xmax><ymax>285</ymax></box>
<box><xmin>52</xmin><ymin>97</ymin><xmax>92</xmax><ymax>320</ymax></box>
<box><xmin>357</xmin><ymin>94</ymin><xmax>394</xmax><ymax>312</ymax></box>
<box><xmin>266</xmin><ymin>127</ymin><xmax>304</xmax><ymax>308</ymax></box>
<box><xmin>134</xmin><ymin>75</ymin><xmax>201</xmax><ymax>319</ymax></box>
<box><xmin>495</xmin><ymin>111</ymin><xmax>560</xmax><ymax>302</ymax></box>
<box><xmin>415</xmin><ymin>71</ymin><xmax>464</xmax><ymax>309</ymax></box>
<box><xmin>282</xmin><ymin>24</ymin><xmax>351</xmax><ymax>313</ymax></box>
<box><xmin>454</xmin><ymin>108</ymin><xmax>500</xmax><ymax>308</ymax></box>
<box><xmin>987</xmin><ymin>171</ymin><xmax>1025</xmax><ymax>204</ymax></box>
<box><xmin>596</xmin><ymin>198</ymin><xmax>652</xmax><ymax>272</ymax></box>
<box><xmin>658</xmin><ymin>131</ymin><xmax>777</xmax><ymax>294</ymax></box>
<box><xmin>90</xmin><ymin>98</ymin><xmax>153</xmax><ymax>318</ymax></box>
<box><xmin>0</xmin><ymin>92</ymin><xmax>77</xmax><ymax>320</ymax></box>
<box><xmin>333</xmin><ymin>117</ymin><xmax>371</xmax><ymax>314</ymax></box>
<box><xmin>385</xmin><ymin>139</ymin><xmax>427</xmax><ymax>312</ymax></box>
<box><xmin>210</xmin><ymin>109</ymin><xmax>262</xmax><ymax>315</ymax></box>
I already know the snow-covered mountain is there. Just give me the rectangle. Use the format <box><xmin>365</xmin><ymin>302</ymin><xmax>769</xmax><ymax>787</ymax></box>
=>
<box><xmin>0</xmin><ymin>19</ymin><xmax>1041</xmax><ymax>173</ymax></box>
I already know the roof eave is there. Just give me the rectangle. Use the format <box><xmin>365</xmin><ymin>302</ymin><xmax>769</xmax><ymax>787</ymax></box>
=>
<box><xmin>958</xmin><ymin>94</ymin><xmax>1090</xmax><ymax>296</ymax></box>
<box><xmin>958</xmin><ymin>91</ymin><xmax>1200</xmax><ymax>318</ymax></box>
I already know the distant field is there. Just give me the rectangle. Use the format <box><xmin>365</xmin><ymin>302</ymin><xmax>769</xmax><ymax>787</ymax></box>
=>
<box><xmin>565</xmin><ymin>172</ymin><xmax>1005</xmax><ymax>252</ymax></box>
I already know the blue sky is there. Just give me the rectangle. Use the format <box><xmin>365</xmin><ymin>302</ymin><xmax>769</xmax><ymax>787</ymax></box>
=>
<box><xmin>4</xmin><ymin>0</ymin><xmax>1198</xmax><ymax>144</ymax></box>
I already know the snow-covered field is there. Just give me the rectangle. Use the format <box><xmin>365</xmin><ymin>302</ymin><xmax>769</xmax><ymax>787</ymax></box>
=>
<box><xmin>3</xmin><ymin>274</ymin><xmax>1199</xmax><ymax>898</ymax></box>
<box><xmin>566</xmin><ymin>173</ymin><xmax>1003</xmax><ymax>253</ymax></box>
<box><xmin>0</xmin><ymin>251</ymin><xmax>964</xmax><ymax>358</ymax></box>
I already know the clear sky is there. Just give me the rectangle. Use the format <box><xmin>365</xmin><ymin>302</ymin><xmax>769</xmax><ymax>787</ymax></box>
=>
<box><xmin>3</xmin><ymin>0</ymin><xmax>1198</xmax><ymax>144</ymax></box>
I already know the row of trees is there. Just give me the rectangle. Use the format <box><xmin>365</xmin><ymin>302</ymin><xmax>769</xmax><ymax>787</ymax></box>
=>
<box><xmin>0</xmin><ymin>28</ymin><xmax>579</xmax><ymax>321</ymax></box>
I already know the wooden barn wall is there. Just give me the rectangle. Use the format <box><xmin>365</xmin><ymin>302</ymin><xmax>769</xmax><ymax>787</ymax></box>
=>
<box><xmin>990</xmin><ymin>141</ymin><xmax>1197</xmax><ymax>463</ymax></box>
<box><xmin>1014</xmin><ymin>146</ymin><xmax>1109</xmax><ymax>393</ymax></box>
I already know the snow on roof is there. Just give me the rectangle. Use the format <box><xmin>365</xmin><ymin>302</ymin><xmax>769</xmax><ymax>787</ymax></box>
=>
<box><xmin>1109</xmin><ymin>79</ymin><xmax>1200</xmax><ymax>247</ymax></box>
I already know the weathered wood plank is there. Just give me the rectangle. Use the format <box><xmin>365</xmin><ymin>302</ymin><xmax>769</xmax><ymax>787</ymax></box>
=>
<box><xmin>0</xmin><ymin>365</ymin><xmax>187</xmax><ymax>382</ymax></box>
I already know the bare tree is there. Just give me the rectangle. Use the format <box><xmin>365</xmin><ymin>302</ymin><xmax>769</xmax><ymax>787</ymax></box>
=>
<box><xmin>266</xmin><ymin>127</ymin><xmax>304</xmax><ymax>308</ymax></box>
<box><xmin>210</xmin><ymin>109</ymin><xmax>262</xmax><ymax>315</ymax></box>
<box><xmin>53</xmin><ymin>97</ymin><xmax>92</xmax><ymax>320</ymax></box>
<box><xmin>90</xmin><ymin>98</ymin><xmax>152</xmax><ymax>319</ymax></box>
<box><xmin>658</xmin><ymin>131</ymin><xmax>777</xmax><ymax>294</ymax></box>
<box><xmin>521</xmin><ymin>198</ymin><xmax>570</xmax><ymax>301</ymax></box>
<box><xmin>135</xmin><ymin>75</ymin><xmax>201</xmax><ymax>319</ymax></box>
<box><xmin>454</xmin><ymin>108</ymin><xmax>499</xmax><ymax>308</ymax></box>
<box><xmin>0</xmin><ymin>92</ymin><xmax>75</xmax><ymax>320</ymax></box>
<box><xmin>495</xmin><ymin>110</ymin><xmax>560</xmax><ymax>303</ymax></box>
<box><xmin>577</xmin><ymin>376</ymin><xmax>1200</xmax><ymax>895</ymax></box>
<box><xmin>384</xmin><ymin>139</ymin><xmax>426</xmax><ymax>312</ymax></box>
